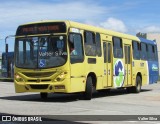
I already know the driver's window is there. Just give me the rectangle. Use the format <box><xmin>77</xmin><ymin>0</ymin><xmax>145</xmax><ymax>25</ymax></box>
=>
<box><xmin>69</xmin><ymin>33</ymin><xmax>84</xmax><ymax>64</ymax></box>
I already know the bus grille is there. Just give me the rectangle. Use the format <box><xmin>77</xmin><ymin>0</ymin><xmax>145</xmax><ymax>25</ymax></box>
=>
<box><xmin>30</xmin><ymin>84</ymin><xmax>49</xmax><ymax>89</ymax></box>
<box><xmin>28</xmin><ymin>79</ymin><xmax>51</xmax><ymax>82</ymax></box>
<box><xmin>22</xmin><ymin>72</ymin><xmax>56</xmax><ymax>78</ymax></box>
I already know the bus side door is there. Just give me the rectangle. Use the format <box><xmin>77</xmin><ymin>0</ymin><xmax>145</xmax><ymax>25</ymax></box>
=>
<box><xmin>124</xmin><ymin>44</ymin><xmax>132</xmax><ymax>86</ymax></box>
<box><xmin>103</xmin><ymin>41</ymin><xmax>112</xmax><ymax>87</ymax></box>
<box><xmin>69</xmin><ymin>33</ymin><xmax>85</xmax><ymax>92</ymax></box>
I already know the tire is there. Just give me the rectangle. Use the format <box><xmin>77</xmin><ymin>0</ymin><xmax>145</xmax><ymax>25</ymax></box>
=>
<box><xmin>40</xmin><ymin>92</ymin><xmax>48</xmax><ymax>99</ymax></box>
<box><xmin>134</xmin><ymin>76</ymin><xmax>142</xmax><ymax>93</ymax></box>
<box><xmin>133</xmin><ymin>76</ymin><xmax>142</xmax><ymax>93</ymax></box>
<box><xmin>127</xmin><ymin>76</ymin><xmax>141</xmax><ymax>93</ymax></box>
<box><xmin>84</xmin><ymin>76</ymin><xmax>93</xmax><ymax>100</ymax></box>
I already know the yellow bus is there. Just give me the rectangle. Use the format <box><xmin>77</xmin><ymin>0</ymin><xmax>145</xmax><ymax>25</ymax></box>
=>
<box><xmin>14</xmin><ymin>20</ymin><xmax>159</xmax><ymax>100</ymax></box>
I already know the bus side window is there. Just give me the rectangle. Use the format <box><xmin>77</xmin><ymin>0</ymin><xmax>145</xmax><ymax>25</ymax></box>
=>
<box><xmin>69</xmin><ymin>33</ymin><xmax>84</xmax><ymax>64</ymax></box>
<box><xmin>152</xmin><ymin>45</ymin><xmax>155</xmax><ymax>60</ymax></box>
<box><xmin>148</xmin><ymin>44</ymin><xmax>152</xmax><ymax>61</ymax></box>
<box><xmin>154</xmin><ymin>45</ymin><xmax>158</xmax><ymax>61</ymax></box>
<box><xmin>148</xmin><ymin>44</ymin><xmax>156</xmax><ymax>61</ymax></box>
<box><xmin>84</xmin><ymin>31</ymin><xmax>96</xmax><ymax>56</ymax></box>
<box><xmin>103</xmin><ymin>42</ymin><xmax>107</xmax><ymax>63</ymax></box>
<box><xmin>140</xmin><ymin>43</ymin><xmax>147</xmax><ymax>60</ymax></box>
<box><xmin>113</xmin><ymin>37</ymin><xmax>123</xmax><ymax>58</ymax></box>
<box><xmin>132</xmin><ymin>41</ymin><xmax>140</xmax><ymax>60</ymax></box>
<box><xmin>95</xmin><ymin>33</ymin><xmax>102</xmax><ymax>57</ymax></box>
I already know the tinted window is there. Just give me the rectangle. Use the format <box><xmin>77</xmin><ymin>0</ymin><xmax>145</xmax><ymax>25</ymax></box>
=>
<box><xmin>154</xmin><ymin>45</ymin><xmax>158</xmax><ymax>61</ymax></box>
<box><xmin>148</xmin><ymin>44</ymin><xmax>156</xmax><ymax>61</ymax></box>
<box><xmin>95</xmin><ymin>33</ymin><xmax>102</xmax><ymax>57</ymax></box>
<box><xmin>69</xmin><ymin>33</ymin><xmax>84</xmax><ymax>64</ymax></box>
<box><xmin>132</xmin><ymin>41</ymin><xmax>140</xmax><ymax>60</ymax></box>
<box><xmin>113</xmin><ymin>37</ymin><xmax>123</xmax><ymax>58</ymax></box>
<box><xmin>103</xmin><ymin>42</ymin><xmax>107</xmax><ymax>63</ymax></box>
<box><xmin>125</xmin><ymin>46</ymin><xmax>131</xmax><ymax>64</ymax></box>
<box><xmin>84</xmin><ymin>31</ymin><xmax>96</xmax><ymax>56</ymax></box>
<box><xmin>107</xmin><ymin>43</ymin><xmax>111</xmax><ymax>63</ymax></box>
<box><xmin>140</xmin><ymin>43</ymin><xmax>148</xmax><ymax>60</ymax></box>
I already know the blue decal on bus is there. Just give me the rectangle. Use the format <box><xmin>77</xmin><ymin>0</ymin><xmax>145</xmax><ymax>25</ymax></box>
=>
<box><xmin>39</xmin><ymin>59</ymin><xmax>46</xmax><ymax>67</ymax></box>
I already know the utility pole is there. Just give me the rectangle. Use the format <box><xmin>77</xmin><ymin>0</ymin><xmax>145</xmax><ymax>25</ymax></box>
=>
<box><xmin>5</xmin><ymin>35</ymin><xmax>15</xmax><ymax>77</ymax></box>
<box><xmin>5</xmin><ymin>35</ymin><xmax>15</xmax><ymax>53</ymax></box>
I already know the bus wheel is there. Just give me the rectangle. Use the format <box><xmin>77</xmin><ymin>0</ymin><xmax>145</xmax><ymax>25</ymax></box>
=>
<box><xmin>84</xmin><ymin>76</ymin><xmax>93</xmax><ymax>100</ymax></box>
<box><xmin>40</xmin><ymin>92</ymin><xmax>48</xmax><ymax>99</ymax></box>
<box><xmin>132</xmin><ymin>76</ymin><xmax>142</xmax><ymax>93</ymax></box>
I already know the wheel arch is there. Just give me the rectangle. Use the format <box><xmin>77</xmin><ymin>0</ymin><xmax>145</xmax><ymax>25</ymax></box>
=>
<box><xmin>87</xmin><ymin>72</ymin><xmax>97</xmax><ymax>88</ymax></box>
<box><xmin>137</xmin><ymin>72</ymin><xmax>142</xmax><ymax>85</ymax></box>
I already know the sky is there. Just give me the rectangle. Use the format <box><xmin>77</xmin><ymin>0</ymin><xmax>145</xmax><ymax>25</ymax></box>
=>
<box><xmin>0</xmin><ymin>0</ymin><xmax>160</xmax><ymax>52</ymax></box>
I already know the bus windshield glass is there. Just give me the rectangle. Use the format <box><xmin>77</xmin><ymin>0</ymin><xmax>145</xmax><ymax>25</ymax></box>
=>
<box><xmin>15</xmin><ymin>35</ymin><xmax>67</xmax><ymax>69</ymax></box>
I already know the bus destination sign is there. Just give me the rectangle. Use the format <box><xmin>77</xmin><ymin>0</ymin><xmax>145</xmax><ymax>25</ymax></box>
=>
<box><xmin>16</xmin><ymin>22</ymin><xmax>66</xmax><ymax>35</ymax></box>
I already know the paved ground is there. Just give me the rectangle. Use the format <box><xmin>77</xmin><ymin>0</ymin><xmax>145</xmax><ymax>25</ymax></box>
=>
<box><xmin>0</xmin><ymin>81</ymin><xmax>160</xmax><ymax>124</ymax></box>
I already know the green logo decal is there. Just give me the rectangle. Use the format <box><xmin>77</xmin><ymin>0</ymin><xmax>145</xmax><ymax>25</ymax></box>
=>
<box><xmin>152</xmin><ymin>64</ymin><xmax>158</xmax><ymax>71</ymax></box>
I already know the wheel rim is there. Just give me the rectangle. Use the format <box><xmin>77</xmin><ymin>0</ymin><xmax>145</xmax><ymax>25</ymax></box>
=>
<box><xmin>137</xmin><ymin>79</ymin><xmax>141</xmax><ymax>92</ymax></box>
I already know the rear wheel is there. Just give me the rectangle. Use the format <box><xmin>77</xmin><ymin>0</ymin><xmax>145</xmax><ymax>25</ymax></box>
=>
<box><xmin>84</xmin><ymin>76</ymin><xmax>93</xmax><ymax>100</ymax></box>
<box><xmin>133</xmin><ymin>76</ymin><xmax>142</xmax><ymax>93</ymax></box>
<box><xmin>127</xmin><ymin>76</ymin><xmax>141</xmax><ymax>93</ymax></box>
<box><xmin>40</xmin><ymin>92</ymin><xmax>48</xmax><ymax>99</ymax></box>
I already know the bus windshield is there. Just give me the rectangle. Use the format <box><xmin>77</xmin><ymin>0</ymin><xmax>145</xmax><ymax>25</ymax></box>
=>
<box><xmin>15</xmin><ymin>35</ymin><xmax>67</xmax><ymax>69</ymax></box>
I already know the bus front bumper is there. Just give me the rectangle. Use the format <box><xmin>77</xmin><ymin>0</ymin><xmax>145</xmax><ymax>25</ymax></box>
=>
<box><xmin>14</xmin><ymin>79</ymin><xmax>70</xmax><ymax>93</ymax></box>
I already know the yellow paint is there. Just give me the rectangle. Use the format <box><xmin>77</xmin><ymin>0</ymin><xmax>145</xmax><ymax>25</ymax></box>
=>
<box><xmin>14</xmin><ymin>20</ymin><xmax>147</xmax><ymax>94</ymax></box>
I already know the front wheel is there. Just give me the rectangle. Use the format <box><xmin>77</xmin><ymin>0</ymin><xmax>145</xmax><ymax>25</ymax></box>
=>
<box><xmin>84</xmin><ymin>76</ymin><xmax>93</xmax><ymax>100</ymax></box>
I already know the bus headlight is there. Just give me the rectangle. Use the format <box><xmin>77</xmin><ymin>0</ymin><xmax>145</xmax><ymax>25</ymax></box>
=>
<box><xmin>54</xmin><ymin>72</ymin><xmax>67</xmax><ymax>82</ymax></box>
<box><xmin>15</xmin><ymin>73</ymin><xmax>25</xmax><ymax>82</ymax></box>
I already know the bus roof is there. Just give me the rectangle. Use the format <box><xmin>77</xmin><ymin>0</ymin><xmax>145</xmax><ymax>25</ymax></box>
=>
<box><xmin>138</xmin><ymin>37</ymin><xmax>156</xmax><ymax>45</ymax></box>
<box><xmin>68</xmin><ymin>20</ymin><xmax>139</xmax><ymax>41</ymax></box>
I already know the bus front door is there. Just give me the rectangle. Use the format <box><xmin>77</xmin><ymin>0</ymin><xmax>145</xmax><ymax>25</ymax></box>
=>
<box><xmin>69</xmin><ymin>33</ymin><xmax>85</xmax><ymax>92</ymax></box>
<box><xmin>124</xmin><ymin>45</ymin><xmax>132</xmax><ymax>86</ymax></box>
<box><xmin>103</xmin><ymin>42</ymin><xmax>112</xmax><ymax>88</ymax></box>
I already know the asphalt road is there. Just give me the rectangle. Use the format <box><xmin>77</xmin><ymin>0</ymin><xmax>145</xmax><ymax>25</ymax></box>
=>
<box><xmin>0</xmin><ymin>81</ymin><xmax>160</xmax><ymax>124</ymax></box>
